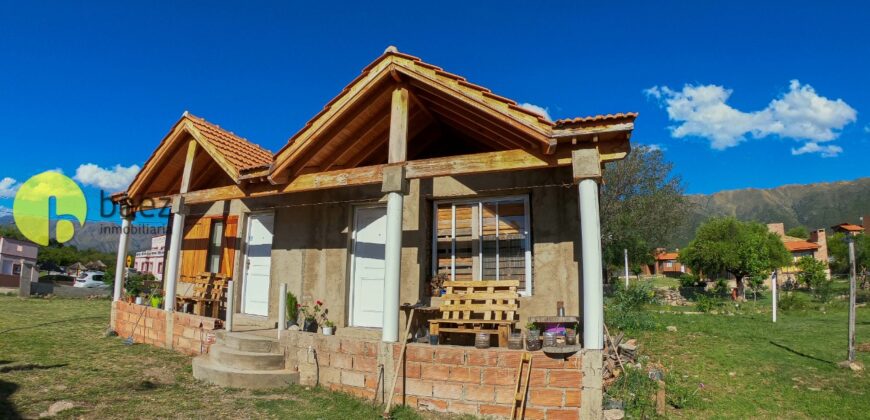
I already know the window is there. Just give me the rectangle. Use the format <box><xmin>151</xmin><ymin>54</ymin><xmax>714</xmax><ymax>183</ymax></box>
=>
<box><xmin>206</xmin><ymin>220</ymin><xmax>224</xmax><ymax>273</ymax></box>
<box><xmin>433</xmin><ymin>196</ymin><xmax>532</xmax><ymax>294</ymax></box>
<box><xmin>12</xmin><ymin>264</ymin><xmax>21</xmax><ymax>276</ymax></box>
<box><xmin>157</xmin><ymin>263</ymin><xmax>163</xmax><ymax>274</ymax></box>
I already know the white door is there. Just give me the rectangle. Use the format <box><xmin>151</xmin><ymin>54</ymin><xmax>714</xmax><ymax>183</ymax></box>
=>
<box><xmin>242</xmin><ymin>212</ymin><xmax>274</xmax><ymax>316</ymax></box>
<box><xmin>350</xmin><ymin>206</ymin><xmax>387</xmax><ymax>327</ymax></box>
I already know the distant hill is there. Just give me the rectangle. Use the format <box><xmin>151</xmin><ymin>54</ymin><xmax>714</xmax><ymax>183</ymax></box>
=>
<box><xmin>0</xmin><ymin>216</ymin><xmax>162</xmax><ymax>253</ymax></box>
<box><xmin>672</xmin><ymin>177</ymin><xmax>870</xmax><ymax>246</ymax></box>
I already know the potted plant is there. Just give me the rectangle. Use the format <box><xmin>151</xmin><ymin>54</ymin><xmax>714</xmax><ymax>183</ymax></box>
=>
<box><xmin>286</xmin><ymin>291</ymin><xmax>299</xmax><ymax>327</ymax></box>
<box><xmin>322</xmin><ymin>319</ymin><xmax>335</xmax><ymax>336</ymax></box>
<box><xmin>299</xmin><ymin>300</ymin><xmax>323</xmax><ymax>333</ymax></box>
<box><xmin>525</xmin><ymin>321</ymin><xmax>541</xmax><ymax>351</ymax></box>
<box><xmin>135</xmin><ymin>292</ymin><xmax>146</xmax><ymax>305</ymax></box>
<box><xmin>429</xmin><ymin>273</ymin><xmax>448</xmax><ymax>297</ymax></box>
<box><xmin>150</xmin><ymin>290</ymin><xmax>164</xmax><ymax>308</ymax></box>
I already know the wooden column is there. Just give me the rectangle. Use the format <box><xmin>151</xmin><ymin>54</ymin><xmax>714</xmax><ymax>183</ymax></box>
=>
<box><xmin>163</xmin><ymin>140</ymin><xmax>197</xmax><ymax>313</ymax></box>
<box><xmin>382</xmin><ymin>86</ymin><xmax>409</xmax><ymax>343</ymax></box>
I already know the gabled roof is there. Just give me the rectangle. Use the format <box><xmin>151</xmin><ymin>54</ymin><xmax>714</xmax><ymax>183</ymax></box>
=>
<box><xmin>655</xmin><ymin>252</ymin><xmax>680</xmax><ymax>261</ymax></box>
<box><xmin>125</xmin><ymin>113</ymin><xmax>272</xmax><ymax>200</ymax></box>
<box><xmin>784</xmin><ymin>240</ymin><xmax>820</xmax><ymax>252</ymax></box>
<box><xmin>268</xmin><ymin>47</ymin><xmax>636</xmax><ymax>183</ymax></box>
<box><xmin>832</xmin><ymin>223</ymin><xmax>864</xmax><ymax>232</ymax></box>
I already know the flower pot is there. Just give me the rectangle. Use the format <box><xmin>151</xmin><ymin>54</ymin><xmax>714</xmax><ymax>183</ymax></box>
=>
<box><xmin>322</xmin><ymin>326</ymin><xmax>334</xmax><ymax>336</ymax></box>
<box><xmin>303</xmin><ymin>318</ymin><xmax>318</xmax><ymax>333</ymax></box>
<box><xmin>135</xmin><ymin>296</ymin><xmax>144</xmax><ymax>305</ymax></box>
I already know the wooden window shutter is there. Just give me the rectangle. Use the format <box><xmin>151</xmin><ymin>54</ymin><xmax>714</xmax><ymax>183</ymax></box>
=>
<box><xmin>179</xmin><ymin>217</ymin><xmax>211</xmax><ymax>280</ymax></box>
<box><xmin>220</xmin><ymin>216</ymin><xmax>239</xmax><ymax>278</ymax></box>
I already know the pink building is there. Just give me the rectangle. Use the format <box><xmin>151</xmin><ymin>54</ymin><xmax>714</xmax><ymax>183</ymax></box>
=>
<box><xmin>134</xmin><ymin>235</ymin><xmax>165</xmax><ymax>278</ymax></box>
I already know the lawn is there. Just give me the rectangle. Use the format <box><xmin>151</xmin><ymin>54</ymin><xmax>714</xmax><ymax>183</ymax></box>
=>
<box><xmin>0</xmin><ymin>296</ymin><xmax>433</xmax><ymax>419</ymax></box>
<box><xmin>608</xmin><ymin>283</ymin><xmax>870</xmax><ymax>419</ymax></box>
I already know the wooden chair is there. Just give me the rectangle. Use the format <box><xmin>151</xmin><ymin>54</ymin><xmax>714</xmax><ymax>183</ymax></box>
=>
<box><xmin>429</xmin><ymin>280</ymin><xmax>519</xmax><ymax>347</ymax></box>
<box><xmin>207</xmin><ymin>274</ymin><xmax>230</xmax><ymax>318</ymax></box>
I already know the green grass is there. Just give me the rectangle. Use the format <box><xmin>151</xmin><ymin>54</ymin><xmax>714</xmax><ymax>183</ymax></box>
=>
<box><xmin>0</xmin><ymin>296</ymin><xmax>444</xmax><ymax>419</ymax></box>
<box><xmin>610</xmin><ymin>286</ymin><xmax>870</xmax><ymax>419</ymax></box>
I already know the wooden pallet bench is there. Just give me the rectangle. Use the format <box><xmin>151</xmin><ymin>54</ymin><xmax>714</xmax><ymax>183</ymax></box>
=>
<box><xmin>177</xmin><ymin>273</ymin><xmax>230</xmax><ymax>318</ymax></box>
<box><xmin>429</xmin><ymin>280</ymin><xmax>519</xmax><ymax>347</ymax></box>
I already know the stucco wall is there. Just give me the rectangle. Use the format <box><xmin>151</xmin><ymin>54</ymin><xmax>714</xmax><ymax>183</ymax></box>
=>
<box><xmin>231</xmin><ymin>166</ymin><xmax>582</xmax><ymax>328</ymax></box>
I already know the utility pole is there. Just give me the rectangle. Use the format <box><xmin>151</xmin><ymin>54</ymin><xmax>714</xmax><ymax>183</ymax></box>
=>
<box><xmin>624</xmin><ymin>248</ymin><xmax>629</xmax><ymax>288</ymax></box>
<box><xmin>847</xmin><ymin>235</ymin><xmax>857</xmax><ymax>362</ymax></box>
<box><xmin>771</xmin><ymin>271</ymin><xmax>778</xmax><ymax>323</ymax></box>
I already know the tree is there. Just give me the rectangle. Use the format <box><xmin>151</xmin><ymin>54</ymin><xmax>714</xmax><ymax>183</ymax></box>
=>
<box><xmin>600</xmin><ymin>145</ymin><xmax>690</xmax><ymax>280</ymax></box>
<box><xmin>829</xmin><ymin>232</ymin><xmax>870</xmax><ymax>288</ymax></box>
<box><xmin>680</xmin><ymin>217</ymin><xmax>790</xmax><ymax>298</ymax></box>
<box><xmin>796</xmin><ymin>256</ymin><xmax>832</xmax><ymax>301</ymax></box>
<box><xmin>786</xmin><ymin>226</ymin><xmax>809</xmax><ymax>240</ymax></box>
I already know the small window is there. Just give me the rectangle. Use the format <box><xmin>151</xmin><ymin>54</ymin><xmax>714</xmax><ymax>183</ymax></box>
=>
<box><xmin>207</xmin><ymin>220</ymin><xmax>224</xmax><ymax>273</ymax></box>
<box><xmin>12</xmin><ymin>264</ymin><xmax>21</xmax><ymax>276</ymax></box>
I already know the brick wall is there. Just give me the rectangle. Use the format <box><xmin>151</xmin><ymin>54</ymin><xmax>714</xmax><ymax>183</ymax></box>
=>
<box><xmin>113</xmin><ymin>301</ymin><xmax>221</xmax><ymax>355</ymax></box>
<box><xmin>283</xmin><ymin>331</ymin><xmax>583</xmax><ymax>420</ymax></box>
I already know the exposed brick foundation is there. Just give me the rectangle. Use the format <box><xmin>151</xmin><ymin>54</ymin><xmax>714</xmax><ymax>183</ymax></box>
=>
<box><xmin>112</xmin><ymin>301</ymin><xmax>221</xmax><ymax>355</ymax></box>
<box><xmin>283</xmin><ymin>331</ymin><xmax>583</xmax><ymax>419</ymax></box>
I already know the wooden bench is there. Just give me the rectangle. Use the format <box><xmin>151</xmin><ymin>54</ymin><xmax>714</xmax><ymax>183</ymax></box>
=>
<box><xmin>429</xmin><ymin>280</ymin><xmax>519</xmax><ymax>347</ymax></box>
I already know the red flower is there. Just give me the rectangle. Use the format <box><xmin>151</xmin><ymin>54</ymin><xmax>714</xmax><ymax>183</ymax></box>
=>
<box><xmin>316</xmin><ymin>300</ymin><xmax>323</xmax><ymax>306</ymax></box>
<box><xmin>296</xmin><ymin>303</ymin><xmax>301</xmax><ymax>308</ymax></box>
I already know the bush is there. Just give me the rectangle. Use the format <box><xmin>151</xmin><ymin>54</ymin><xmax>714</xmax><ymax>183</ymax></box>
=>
<box><xmin>778</xmin><ymin>292</ymin><xmax>810</xmax><ymax>311</ymax></box>
<box><xmin>679</xmin><ymin>273</ymin><xmax>700</xmax><ymax>288</ymax></box>
<box><xmin>606</xmin><ymin>281</ymin><xmax>658</xmax><ymax>332</ymax></box>
<box><xmin>695</xmin><ymin>294</ymin><xmax>722</xmax><ymax>313</ymax></box>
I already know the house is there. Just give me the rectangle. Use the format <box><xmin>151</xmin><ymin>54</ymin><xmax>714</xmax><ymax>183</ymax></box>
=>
<box><xmin>652</xmin><ymin>249</ymin><xmax>689</xmax><ymax>277</ymax></box>
<box><xmin>134</xmin><ymin>235</ymin><xmax>165</xmax><ymax>278</ymax></box>
<box><xmin>108</xmin><ymin>48</ymin><xmax>636</xmax><ymax>417</ymax></box>
<box><xmin>832</xmin><ymin>222</ymin><xmax>865</xmax><ymax>236</ymax></box>
<box><xmin>767</xmin><ymin>223</ymin><xmax>830</xmax><ymax>282</ymax></box>
<box><xmin>0</xmin><ymin>236</ymin><xmax>38</xmax><ymax>288</ymax></box>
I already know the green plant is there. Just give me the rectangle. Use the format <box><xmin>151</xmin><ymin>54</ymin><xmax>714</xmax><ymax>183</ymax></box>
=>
<box><xmin>525</xmin><ymin>321</ymin><xmax>539</xmax><ymax>332</ymax></box>
<box><xmin>679</xmin><ymin>273</ymin><xmax>700</xmax><ymax>288</ymax></box>
<box><xmin>779</xmin><ymin>292</ymin><xmax>810</xmax><ymax>311</ymax></box>
<box><xmin>797</xmin><ymin>256</ymin><xmax>833</xmax><ymax>302</ymax></box>
<box><xmin>606</xmin><ymin>281</ymin><xmax>658</xmax><ymax>332</ymax></box>
<box><xmin>299</xmin><ymin>300</ymin><xmax>324</xmax><ymax>321</ymax></box>
<box><xmin>286</xmin><ymin>291</ymin><xmax>298</xmax><ymax>324</ymax></box>
<box><xmin>695</xmin><ymin>294</ymin><xmax>722</xmax><ymax>313</ymax></box>
<box><xmin>323</xmin><ymin>319</ymin><xmax>335</xmax><ymax>328</ymax></box>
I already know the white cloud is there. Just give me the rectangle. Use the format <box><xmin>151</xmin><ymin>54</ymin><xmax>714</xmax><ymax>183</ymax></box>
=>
<box><xmin>73</xmin><ymin>163</ymin><xmax>140</xmax><ymax>191</ymax></box>
<box><xmin>519</xmin><ymin>102</ymin><xmax>552</xmax><ymax>121</ymax></box>
<box><xmin>644</xmin><ymin>144</ymin><xmax>666</xmax><ymax>152</ymax></box>
<box><xmin>0</xmin><ymin>177</ymin><xmax>19</xmax><ymax>198</ymax></box>
<box><xmin>646</xmin><ymin>80</ymin><xmax>857</xmax><ymax>155</ymax></box>
<box><xmin>791</xmin><ymin>142</ymin><xmax>843</xmax><ymax>158</ymax></box>
<box><xmin>0</xmin><ymin>206</ymin><xmax>11</xmax><ymax>217</ymax></box>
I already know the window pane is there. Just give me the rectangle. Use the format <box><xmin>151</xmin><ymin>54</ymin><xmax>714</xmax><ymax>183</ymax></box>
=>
<box><xmin>435</xmin><ymin>204</ymin><xmax>453</xmax><ymax>278</ymax></box>
<box><xmin>481</xmin><ymin>203</ymin><xmax>498</xmax><ymax>280</ymax></box>
<box><xmin>207</xmin><ymin>221</ymin><xmax>224</xmax><ymax>273</ymax></box>
<box><xmin>453</xmin><ymin>204</ymin><xmax>474</xmax><ymax>280</ymax></box>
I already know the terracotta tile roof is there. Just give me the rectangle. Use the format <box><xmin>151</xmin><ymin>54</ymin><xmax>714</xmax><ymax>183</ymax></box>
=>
<box><xmin>833</xmin><ymin>223</ymin><xmax>864</xmax><ymax>232</ymax></box>
<box><xmin>184</xmin><ymin>114</ymin><xmax>273</xmax><ymax>172</ymax></box>
<box><xmin>655</xmin><ymin>252</ymin><xmax>680</xmax><ymax>261</ymax></box>
<box><xmin>554</xmin><ymin>112</ymin><xmax>639</xmax><ymax>126</ymax></box>
<box><xmin>784</xmin><ymin>240</ymin><xmax>820</xmax><ymax>252</ymax></box>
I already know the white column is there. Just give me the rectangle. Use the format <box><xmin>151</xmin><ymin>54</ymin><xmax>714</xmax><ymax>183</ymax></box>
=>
<box><xmin>382</xmin><ymin>191</ymin><xmax>404</xmax><ymax>342</ymax></box>
<box><xmin>163</xmin><ymin>204</ymin><xmax>186</xmax><ymax>312</ymax></box>
<box><xmin>278</xmin><ymin>283</ymin><xmax>287</xmax><ymax>335</ymax></box>
<box><xmin>226</xmin><ymin>280</ymin><xmax>235</xmax><ymax>332</ymax></box>
<box><xmin>113</xmin><ymin>216</ymin><xmax>133</xmax><ymax>301</ymax></box>
<box><xmin>579</xmin><ymin>179</ymin><xmax>604</xmax><ymax>350</ymax></box>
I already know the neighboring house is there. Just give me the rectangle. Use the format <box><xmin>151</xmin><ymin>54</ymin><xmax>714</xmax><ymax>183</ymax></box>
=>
<box><xmin>134</xmin><ymin>235</ymin><xmax>165</xmax><ymax>278</ymax></box>
<box><xmin>109</xmin><ymin>49</ymin><xmax>636</xmax><ymax>418</ymax></box>
<box><xmin>652</xmin><ymin>249</ymin><xmax>690</xmax><ymax>277</ymax></box>
<box><xmin>0</xmin><ymin>236</ymin><xmax>38</xmax><ymax>287</ymax></box>
<box><xmin>832</xmin><ymin>222</ymin><xmax>865</xmax><ymax>236</ymax></box>
<box><xmin>767</xmin><ymin>223</ymin><xmax>830</xmax><ymax>282</ymax></box>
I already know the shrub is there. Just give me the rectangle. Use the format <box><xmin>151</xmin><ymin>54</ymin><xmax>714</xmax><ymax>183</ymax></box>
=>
<box><xmin>606</xmin><ymin>281</ymin><xmax>658</xmax><ymax>332</ymax></box>
<box><xmin>695</xmin><ymin>294</ymin><xmax>722</xmax><ymax>313</ymax></box>
<box><xmin>679</xmin><ymin>273</ymin><xmax>700</xmax><ymax>288</ymax></box>
<box><xmin>778</xmin><ymin>292</ymin><xmax>810</xmax><ymax>311</ymax></box>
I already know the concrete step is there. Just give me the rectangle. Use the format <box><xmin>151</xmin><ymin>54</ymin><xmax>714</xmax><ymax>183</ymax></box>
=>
<box><xmin>217</xmin><ymin>331</ymin><xmax>279</xmax><ymax>353</ymax></box>
<box><xmin>210</xmin><ymin>344</ymin><xmax>286</xmax><ymax>371</ymax></box>
<box><xmin>192</xmin><ymin>357</ymin><xmax>298</xmax><ymax>389</ymax></box>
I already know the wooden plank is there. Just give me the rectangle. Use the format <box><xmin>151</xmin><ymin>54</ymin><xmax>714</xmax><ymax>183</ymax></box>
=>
<box><xmin>441</xmin><ymin>292</ymin><xmax>519</xmax><ymax>300</ymax></box>
<box><xmin>445</xmin><ymin>280</ymin><xmax>520</xmax><ymax>287</ymax></box>
<box><xmin>440</xmin><ymin>304</ymin><xmax>518</xmax><ymax>312</ymax></box>
<box><xmin>388</xmin><ymin>87</ymin><xmax>409</xmax><ymax>164</ymax></box>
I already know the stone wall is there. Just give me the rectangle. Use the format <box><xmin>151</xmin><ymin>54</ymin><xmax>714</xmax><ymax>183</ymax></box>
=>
<box><xmin>113</xmin><ymin>301</ymin><xmax>221</xmax><ymax>355</ymax></box>
<box><xmin>283</xmin><ymin>330</ymin><xmax>583</xmax><ymax>419</ymax></box>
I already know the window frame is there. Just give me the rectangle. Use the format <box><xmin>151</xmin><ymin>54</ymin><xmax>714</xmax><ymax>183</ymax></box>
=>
<box><xmin>431</xmin><ymin>195</ymin><xmax>533</xmax><ymax>296</ymax></box>
<box><xmin>206</xmin><ymin>220</ymin><xmax>225</xmax><ymax>274</ymax></box>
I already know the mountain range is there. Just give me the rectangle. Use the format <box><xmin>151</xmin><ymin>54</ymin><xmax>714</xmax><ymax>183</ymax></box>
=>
<box><xmin>672</xmin><ymin>177</ymin><xmax>870</xmax><ymax>246</ymax></box>
<box><xmin>0</xmin><ymin>215</ymin><xmax>162</xmax><ymax>253</ymax></box>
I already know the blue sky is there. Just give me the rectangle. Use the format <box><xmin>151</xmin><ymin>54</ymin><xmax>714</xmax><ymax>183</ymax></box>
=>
<box><xmin>1</xmin><ymin>1</ymin><xmax>868</xmax><ymax>226</ymax></box>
